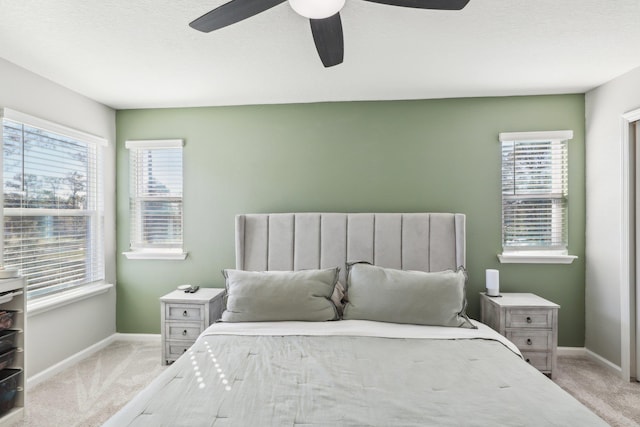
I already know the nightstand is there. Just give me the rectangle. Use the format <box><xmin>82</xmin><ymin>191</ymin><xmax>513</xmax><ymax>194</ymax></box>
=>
<box><xmin>480</xmin><ymin>292</ymin><xmax>560</xmax><ymax>378</ymax></box>
<box><xmin>160</xmin><ymin>288</ymin><xmax>225</xmax><ymax>365</ymax></box>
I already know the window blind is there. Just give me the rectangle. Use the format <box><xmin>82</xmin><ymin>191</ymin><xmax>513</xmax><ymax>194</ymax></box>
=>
<box><xmin>127</xmin><ymin>140</ymin><xmax>184</xmax><ymax>251</ymax></box>
<box><xmin>1</xmin><ymin>111</ymin><xmax>105</xmax><ymax>298</ymax></box>
<box><xmin>500</xmin><ymin>131</ymin><xmax>571</xmax><ymax>251</ymax></box>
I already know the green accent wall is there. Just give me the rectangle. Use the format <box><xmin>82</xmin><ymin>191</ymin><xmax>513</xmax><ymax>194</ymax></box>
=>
<box><xmin>116</xmin><ymin>95</ymin><xmax>586</xmax><ymax>347</ymax></box>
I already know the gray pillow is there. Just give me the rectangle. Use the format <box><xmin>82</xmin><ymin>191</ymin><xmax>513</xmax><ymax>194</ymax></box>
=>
<box><xmin>221</xmin><ymin>268</ymin><xmax>340</xmax><ymax>322</ymax></box>
<box><xmin>342</xmin><ymin>263</ymin><xmax>475</xmax><ymax>328</ymax></box>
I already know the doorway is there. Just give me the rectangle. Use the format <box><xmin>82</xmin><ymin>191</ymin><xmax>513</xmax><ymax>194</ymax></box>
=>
<box><xmin>622</xmin><ymin>108</ymin><xmax>640</xmax><ymax>381</ymax></box>
<box><xmin>636</xmin><ymin>120</ymin><xmax>640</xmax><ymax>381</ymax></box>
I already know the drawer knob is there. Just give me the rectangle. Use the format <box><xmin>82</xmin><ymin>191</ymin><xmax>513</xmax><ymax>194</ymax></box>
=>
<box><xmin>526</xmin><ymin>316</ymin><xmax>532</xmax><ymax>323</ymax></box>
<box><xmin>526</xmin><ymin>338</ymin><xmax>532</xmax><ymax>345</ymax></box>
<box><xmin>183</xmin><ymin>310</ymin><xmax>188</xmax><ymax>317</ymax></box>
<box><xmin>182</xmin><ymin>330</ymin><xmax>187</xmax><ymax>336</ymax></box>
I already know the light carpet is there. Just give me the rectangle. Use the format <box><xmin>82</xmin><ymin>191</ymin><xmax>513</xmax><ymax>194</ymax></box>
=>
<box><xmin>9</xmin><ymin>341</ymin><xmax>640</xmax><ymax>426</ymax></box>
<box><xmin>554</xmin><ymin>355</ymin><xmax>640</xmax><ymax>427</ymax></box>
<box><xmin>14</xmin><ymin>340</ymin><xmax>165</xmax><ymax>427</ymax></box>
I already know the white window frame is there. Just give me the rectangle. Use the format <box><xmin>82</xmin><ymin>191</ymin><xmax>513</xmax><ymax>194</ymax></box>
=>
<box><xmin>0</xmin><ymin>108</ymin><xmax>108</xmax><ymax>299</ymax></box>
<box><xmin>498</xmin><ymin>130</ymin><xmax>577</xmax><ymax>264</ymax></box>
<box><xmin>123</xmin><ymin>139</ymin><xmax>186</xmax><ymax>260</ymax></box>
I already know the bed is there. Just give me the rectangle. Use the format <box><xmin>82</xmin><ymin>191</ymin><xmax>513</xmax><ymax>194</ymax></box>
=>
<box><xmin>105</xmin><ymin>213</ymin><xmax>607</xmax><ymax>426</ymax></box>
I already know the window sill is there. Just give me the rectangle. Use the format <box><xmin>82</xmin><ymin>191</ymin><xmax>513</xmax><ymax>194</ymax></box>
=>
<box><xmin>27</xmin><ymin>282</ymin><xmax>114</xmax><ymax>317</ymax></box>
<box><xmin>123</xmin><ymin>251</ymin><xmax>188</xmax><ymax>260</ymax></box>
<box><xmin>498</xmin><ymin>253</ymin><xmax>578</xmax><ymax>264</ymax></box>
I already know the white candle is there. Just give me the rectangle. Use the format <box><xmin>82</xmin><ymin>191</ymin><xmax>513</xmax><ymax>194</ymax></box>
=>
<box><xmin>486</xmin><ymin>269</ymin><xmax>500</xmax><ymax>296</ymax></box>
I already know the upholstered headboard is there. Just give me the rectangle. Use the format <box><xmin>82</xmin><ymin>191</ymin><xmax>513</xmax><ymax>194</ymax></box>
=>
<box><xmin>235</xmin><ymin>213</ymin><xmax>465</xmax><ymax>283</ymax></box>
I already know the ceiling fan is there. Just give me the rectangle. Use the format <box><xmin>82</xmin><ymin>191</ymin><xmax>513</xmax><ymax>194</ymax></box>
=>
<box><xmin>189</xmin><ymin>0</ymin><xmax>470</xmax><ymax>68</ymax></box>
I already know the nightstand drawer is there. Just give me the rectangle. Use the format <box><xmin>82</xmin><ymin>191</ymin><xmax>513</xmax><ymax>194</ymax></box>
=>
<box><xmin>165</xmin><ymin>341</ymin><xmax>193</xmax><ymax>359</ymax></box>
<box><xmin>521</xmin><ymin>351</ymin><xmax>552</xmax><ymax>372</ymax></box>
<box><xmin>506</xmin><ymin>330</ymin><xmax>553</xmax><ymax>351</ymax></box>
<box><xmin>506</xmin><ymin>309</ymin><xmax>553</xmax><ymax>329</ymax></box>
<box><xmin>166</xmin><ymin>323</ymin><xmax>203</xmax><ymax>340</ymax></box>
<box><xmin>166</xmin><ymin>304</ymin><xmax>204</xmax><ymax>321</ymax></box>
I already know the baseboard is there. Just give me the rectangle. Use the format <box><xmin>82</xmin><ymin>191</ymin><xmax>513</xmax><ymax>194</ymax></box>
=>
<box><xmin>27</xmin><ymin>334</ymin><xmax>117</xmax><ymax>390</ymax></box>
<box><xmin>26</xmin><ymin>332</ymin><xmax>162</xmax><ymax>389</ymax></box>
<box><xmin>557</xmin><ymin>346</ymin><xmax>623</xmax><ymax>377</ymax></box>
<box><xmin>113</xmin><ymin>333</ymin><xmax>161</xmax><ymax>342</ymax></box>
<box><xmin>557</xmin><ymin>346</ymin><xmax>587</xmax><ymax>356</ymax></box>
<box><xmin>585</xmin><ymin>348</ymin><xmax>623</xmax><ymax>376</ymax></box>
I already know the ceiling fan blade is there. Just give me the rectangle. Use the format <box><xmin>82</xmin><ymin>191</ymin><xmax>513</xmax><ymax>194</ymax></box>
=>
<box><xmin>362</xmin><ymin>0</ymin><xmax>469</xmax><ymax>10</ymax></box>
<box><xmin>189</xmin><ymin>0</ymin><xmax>287</xmax><ymax>32</ymax></box>
<box><xmin>310</xmin><ymin>13</ymin><xmax>344</xmax><ymax>68</ymax></box>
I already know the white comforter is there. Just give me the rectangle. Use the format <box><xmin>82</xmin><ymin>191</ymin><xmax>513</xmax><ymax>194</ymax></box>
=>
<box><xmin>104</xmin><ymin>320</ymin><xmax>607</xmax><ymax>427</ymax></box>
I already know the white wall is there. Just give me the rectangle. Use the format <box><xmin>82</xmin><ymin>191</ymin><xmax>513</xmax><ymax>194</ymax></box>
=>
<box><xmin>0</xmin><ymin>58</ymin><xmax>116</xmax><ymax>377</ymax></box>
<box><xmin>585</xmin><ymin>65</ymin><xmax>640</xmax><ymax>367</ymax></box>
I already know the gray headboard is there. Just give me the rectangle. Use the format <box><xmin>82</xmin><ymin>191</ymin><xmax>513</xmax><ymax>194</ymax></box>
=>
<box><xmin>235</xmin><ymin>213</ymin><xmax>465</xmax><ymax>283</ymax></box>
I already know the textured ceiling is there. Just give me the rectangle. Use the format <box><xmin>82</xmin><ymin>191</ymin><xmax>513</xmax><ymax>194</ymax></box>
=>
<box><xmin>0</xmin><ymin>0</ymin><xmax>639</xmax><ymax>109</ymax></box>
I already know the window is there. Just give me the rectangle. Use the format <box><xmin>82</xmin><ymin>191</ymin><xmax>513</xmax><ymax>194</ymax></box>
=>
<box><xmin>1</xmin><ymin>108</ymin><xmax>106</xmax><ymax>298</ymax></box>
<box><xmin>124</xmin><ymin>139</ymin><xmax>185</xmax><ymax>260</ymax></box>
<box><xmin>498</xmin><ymin>130</ymin><xmax>576</xmax><ymax>264</ymax></box>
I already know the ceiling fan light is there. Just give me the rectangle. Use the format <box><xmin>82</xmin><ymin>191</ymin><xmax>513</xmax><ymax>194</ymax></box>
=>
<box><xmin>288</xmin><ymin>0</ymin><xmax>346</xmax><ymax>19</ymax></box>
